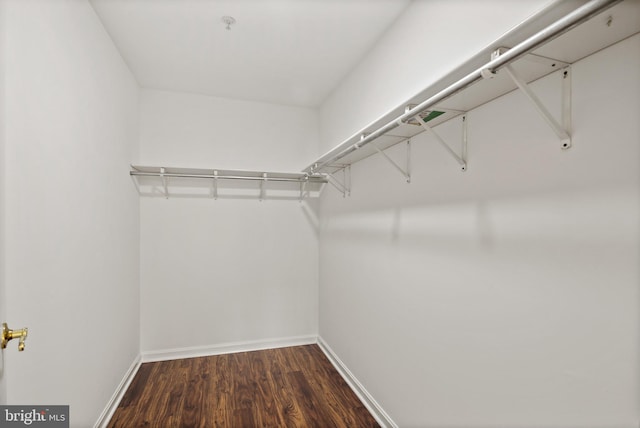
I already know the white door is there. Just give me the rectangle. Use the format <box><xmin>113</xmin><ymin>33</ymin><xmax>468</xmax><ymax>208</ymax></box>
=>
<box><xmin>0</xmin><ymin>0</ymin><xmax>7</xmax><ymax>406</ymax></box>
<box><xmin>0</xmin><ymin>277</ymin><xmax>5</xmax><ymax>406</ymax></box>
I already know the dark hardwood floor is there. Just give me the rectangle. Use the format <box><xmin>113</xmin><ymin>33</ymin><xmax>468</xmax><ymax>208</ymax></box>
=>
<box><xmin>108</xmin><ymin>344</ymin><xmax>380</xmax><ymax>427</ymax></box>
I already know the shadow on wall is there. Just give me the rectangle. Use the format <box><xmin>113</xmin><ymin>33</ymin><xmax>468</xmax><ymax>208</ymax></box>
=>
<box><xmin>388</xmin><ymin>201</ymin><xmax>493</xmax><ymax>248</ymax></box>
<box><xmin>301</xmin><ymin>199</ymin><xmax>321</xmax><ymax>238</ymax></box>
<box><xmin>321</xmin><ymin>185</ymin><xmax>638</xmax><ymax>258</ymax></box>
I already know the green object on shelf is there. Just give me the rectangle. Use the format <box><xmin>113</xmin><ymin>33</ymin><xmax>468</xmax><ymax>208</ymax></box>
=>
<box><xmin>422</xmin><ymin>110</ymin><xmax>445</xmax><ymax>123</ymax></box>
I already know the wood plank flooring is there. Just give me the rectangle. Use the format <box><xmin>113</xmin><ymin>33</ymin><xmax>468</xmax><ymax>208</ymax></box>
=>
<box><xmin>108</xmin><ymin>344</ymin><xmax>380</xmax><ymax>428</ymax></box>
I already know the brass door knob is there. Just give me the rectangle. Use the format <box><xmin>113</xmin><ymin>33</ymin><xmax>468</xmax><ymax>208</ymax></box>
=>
<box><xmin>1</xmin><ymin>323</ymin><xmax>28</xmax><ymax>351</ymax></box>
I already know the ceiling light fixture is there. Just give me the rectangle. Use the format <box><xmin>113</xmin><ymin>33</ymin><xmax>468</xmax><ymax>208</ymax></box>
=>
<box><xmin>221</xmin><ymin>16</ymin><xmax>236</xmax><ymax>30</ymax></box>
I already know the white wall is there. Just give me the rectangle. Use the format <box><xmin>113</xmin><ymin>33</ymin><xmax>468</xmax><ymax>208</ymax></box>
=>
<box><xmin>319</xmin><ymin>30</ymin><xmax>639</xmax><ymax>428</ymax></box>
<box><xmin>139</xmin><ymin>89</ymin><xmax>319</xmax><ymax>353</ymax></box>
<box><xmin>319</xmin><ymin>0</ymin><xmax>553</xmax><ymax>154</ymax></box>
<box><xmin>3</xmin><ymin>1</ymin><xmax>140</xmax><ymax>426</ymax></box>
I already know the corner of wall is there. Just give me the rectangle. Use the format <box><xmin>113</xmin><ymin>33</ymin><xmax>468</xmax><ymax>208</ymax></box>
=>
<box><xmin>317</xmin><ymin>337</ymin><xmax>397</xmax><ymax>428</ymax></box>
<box><xmin>93</xmin><ymin>354</ymin><xmax>142</xmax><ymax>428</ymax></box>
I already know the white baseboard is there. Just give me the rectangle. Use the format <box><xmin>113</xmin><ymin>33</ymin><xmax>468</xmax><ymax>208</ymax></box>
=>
<box><xmin>317</xmin><ymin>336</ymin><xmax>397</xmax><ymax>428</ymax></box>
<box><xmin>94</xmin><ymin>354</ymin><xmax>142</xmax><ymax>428</ymax></box>
<box><xmin>140</xmin><ymin>335</ymin><xmax>318</xmax><ymax>363</ymax></box>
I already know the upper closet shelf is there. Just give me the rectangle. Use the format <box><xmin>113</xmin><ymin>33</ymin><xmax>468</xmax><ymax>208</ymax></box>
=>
<box><xmin>131</xmin><ymin>0</ymin><xmax>639</xmax><ymax>201</ymax></box>
<box><xmin>130</xmin><ymin>165</ymin><xmax>327</xmax><ymax>201</ymax></box>
<box><xmin>304</xmin><ymin>0</ymin><xmax>639</xmax><ymax>177</ymax></box>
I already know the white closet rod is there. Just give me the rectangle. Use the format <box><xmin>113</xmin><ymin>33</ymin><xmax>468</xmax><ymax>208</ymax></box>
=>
<box><xmin>130</xmin><ymin>171</ymin><xmax>327</xmax><ymax>183</ymax></box>
<box><xmin>307</xmin><ymin>0</ymin><xmax>619</xmax><ymax>174</ymax></box>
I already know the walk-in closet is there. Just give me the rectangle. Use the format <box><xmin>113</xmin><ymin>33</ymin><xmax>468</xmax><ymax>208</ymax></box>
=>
<box><xmin>1</xmin><ymin>1</ymin><xmax>638</xmax><ymax>427</ymax></box>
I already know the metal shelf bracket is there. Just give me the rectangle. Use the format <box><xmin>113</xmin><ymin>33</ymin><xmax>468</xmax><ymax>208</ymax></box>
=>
<box><xmin>503</xmin><ymin>63</ymin><xmax>572</xmax><ymax>149</ymax></box>
<box><xmin>373</xmin><ymin>139</ymin><xmax>411</xmax><ymax>183</ymax></box>
<box><xmin>211</xmin><ymin>170</ymin><xmax>219</xmax><ymax>199</ymax></box>
<box><xmin>419</xmin><ymin>115</ymin><xmax>468</xmax><ymax>171</ymax></box>
<box><xmin>259</xmin><ymin>173</ymin><xmax>267</xmax><ymax>201</ymax></box>
<box><xmin>160</xmin><ymin>167</ymin><xmax>169</xmax><ymax>199</ymax></box>
<box><xmin>299</xmin><ymin>176</ymin><xmax>309</xmax><ymax>202</ymax></box>
<box><xmin>327</xmin><ymin>166</ymin><xmax>351</xmax><ymax>198</ymax></box>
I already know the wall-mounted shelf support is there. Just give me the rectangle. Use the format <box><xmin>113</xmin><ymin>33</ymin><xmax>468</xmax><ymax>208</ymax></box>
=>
<box><xmin>327</xmin><ymin>167</ymin><xmax>351</xmax><ymax>198</ymax></box>
<box><xmin>160</xmin><ymin>167</ymin><xmax>169</xmax><ymax>199</ymax></box>
<box><xmin>343</xmin><ymin>166</ymin><xmax>351</xmax><ymax>197</ymax></box>
<box><xmin>299</xmin><ymin>177</ymin><xmax>309</xmax><ymax>202</ymax></box>
<box><xmin>259</xmin><ymin>173</ymin><xmax>267</xmax><ymax>201</ymax></box>
<box><xmin>419</xmin><ymin>115</ymin><xmax>468</xmax><ymax>171</ymax></box>
<box><xmin>212</xmin><ymin>170</ymin><xmax>219</xmax><ymax>199</ymax></box>
<box><xmin>562</xmin><ymin>66</ymin><xmax>572</xmax><ymax>149</ymax></box>
<box><xmin>327</xmin><ymin>175</ymin><xmax>346</xmax><ymax>196</ymax></box>
<box><xmin>503</xmin><ymin>61</ymin><xmax>572</xmax><ymax>149</ymax></box>
<box><xmin>373</xmin><ymin>139</ymin><xmax>411</xmax><ymax>183</ymax></box>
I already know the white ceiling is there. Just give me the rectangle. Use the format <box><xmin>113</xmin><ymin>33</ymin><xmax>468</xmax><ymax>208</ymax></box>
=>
<box><xmin>90</xmin><ymin>0</ymin><xmax>411</xmax><ymax>107</ymax></box>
